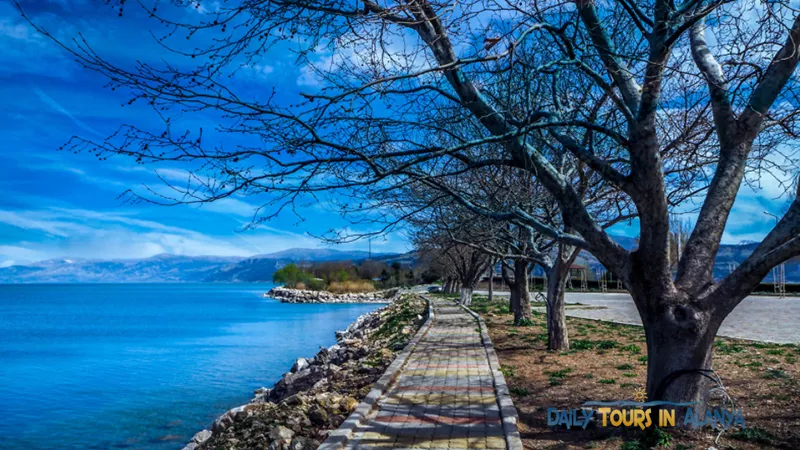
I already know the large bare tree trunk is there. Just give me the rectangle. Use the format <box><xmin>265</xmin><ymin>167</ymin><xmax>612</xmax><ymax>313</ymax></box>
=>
<box><xmin>634</xmin><ymin>290</ymin><xmax>720</xmax><ymax>415</ymax></box>
<box><xmin>458</xmin><ymin>282</ymin><xmax>474</xmax><ymax>306</ymax></box>
<box><xmin>460</xmin><ymin>285</ymin><xmax>474</xmax><ymax>305</ymax></box>
<box><xmin>508</xmin><ymin>283</ymin><xmax>518</xmax><ymax>315</ymax></box>
<box><xmin>545</xmin><ymin>270</ymin><xmax>569</xmax><ymax>351</ymax></box>
<box><xmin>501</xmin><ymin>261</ymin><xmax>515</xmax><ymax>314</ymax></box>
<box><xmin>512</xmin><ymin>259</ymin><xmax>531</xmax><ymax>325</ymax></box>
<box><xmin>544</xmin><ymin>247</ymin><xmax>579</xmax><ymax>351</ymax></box>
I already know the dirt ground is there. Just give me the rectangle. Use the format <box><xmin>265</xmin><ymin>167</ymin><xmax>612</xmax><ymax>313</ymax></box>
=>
<box><xmin>464</xmin><ymin>296</ymin><xmax>800</xmax><ymax>450</ymax></box>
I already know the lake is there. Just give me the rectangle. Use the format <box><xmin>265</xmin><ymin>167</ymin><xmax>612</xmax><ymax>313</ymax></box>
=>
<box><xmin>0</xmin><ymin>283</ymin><xmax>380</xmax><ymax>449</ymax></box>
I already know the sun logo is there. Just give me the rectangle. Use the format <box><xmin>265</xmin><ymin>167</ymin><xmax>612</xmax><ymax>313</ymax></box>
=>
<box><xmin>633</xmin><ymin>387</ymin><xmax>648</xmax><ymax>403</ymax></box>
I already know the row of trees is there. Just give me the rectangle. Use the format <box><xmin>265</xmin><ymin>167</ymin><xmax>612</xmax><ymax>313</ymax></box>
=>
<box><xmin>272</xmin><ymin>263</ymin><xmax>327</xmax><ymax>290</ymax></box>
<box><xmin>26</xmin><ymin>0</ymin><xmax>800</xmax><ymax>417</ymax></box>
<box><xmin>273</xmin><ymin>260</ymin><xmax>427</xmax><ymax>290</ymax></box>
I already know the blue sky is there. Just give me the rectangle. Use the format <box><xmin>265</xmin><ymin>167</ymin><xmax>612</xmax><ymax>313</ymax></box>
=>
<box><xmin>0</xmin><ymin>0</ymin><xmax>412</xmax><ymax>266</ymax></box>
<box><xmin>0</xmin><ymin>0</ymin><xmax>794</xmax><ymax>266</ymax></box>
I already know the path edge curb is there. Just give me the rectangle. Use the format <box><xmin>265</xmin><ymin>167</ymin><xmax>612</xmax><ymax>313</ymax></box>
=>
<box><xmin>317</xmin><ymin>293</ymin><xmax>435</xmax><ymax>450</ymax></box>
<box><xmin>461</xmin><ymin>303</ymin><xmax>524</xmax><ymax>450</ymax></box>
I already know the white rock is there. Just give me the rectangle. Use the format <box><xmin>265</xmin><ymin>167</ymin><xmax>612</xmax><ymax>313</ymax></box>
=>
<box><xmin>192</xmin><ymin>430</ymin><xmax>212</xmax><ymax>444</ymax></box>
<box><xmin>269</xmin><ymin>425</ymin><xmax>295</xmax><ymax>441</ymax></box>
<box><xmin>291</xmin><ymin>357</ymin><xmax>309</xmax><ymax>373</ymax></box>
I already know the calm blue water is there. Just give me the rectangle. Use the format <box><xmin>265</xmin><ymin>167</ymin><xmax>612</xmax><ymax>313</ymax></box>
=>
<box><xmin>0</xmin><ymin>283</ymin><xmax>380</xmax><ymax>450</ymax></box>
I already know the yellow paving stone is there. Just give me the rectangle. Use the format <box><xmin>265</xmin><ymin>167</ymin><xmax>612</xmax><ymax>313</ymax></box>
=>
<box><xmin>362</xmin><ymin>432</ymin><xmax>390</xmax><ymax>441</ymax></box>
<box><xmin>447</xmin><ymin>438</ymin><xmax>469</xmax><ymax>448</ymax></box>
<box><xmin>485</xmin><ymin>437</ymin><xmax>505</xmax><ymax>448</ymax></box>
<box><xmin>324</xmin><ymin>299</ymin><xmax>520</xmax><ymax>450</ymax></box>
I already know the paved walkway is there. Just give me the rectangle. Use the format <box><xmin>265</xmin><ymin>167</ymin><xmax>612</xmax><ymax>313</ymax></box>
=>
<box><xmin>329</xmin><ymin>298</ymin><xmax>520</xmax><ymax>450</ymax></box>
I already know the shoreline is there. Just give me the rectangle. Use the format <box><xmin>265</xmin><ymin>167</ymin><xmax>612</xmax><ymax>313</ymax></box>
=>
<box><xmin>181</xmin><ymin>292</ymin><xmax>427</xmax><ymax>450</ymax></box>
<box><xmin>265</xmin><ymin>286</ymin><xmax>401</xmax><ymax>304</ymax></box>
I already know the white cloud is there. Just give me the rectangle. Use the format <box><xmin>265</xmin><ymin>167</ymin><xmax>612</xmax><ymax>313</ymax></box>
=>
<box><xmin>0</xmin><ymin>18</ymin><xmax>40</xmax><ymax>42</ymax></box>
<box><xmin>244</xmin><ymin>63</ymin><xmax>274</xmax><ymax>80</ymax></box>
<box><xmin>189</xmin><ymin>1</ymin><xmax>221</xmax><ymax>15</ymax></box>
<box><xmin>0</xmin><ymin>210</ymin><xmax>93</xmax><ymax>237</ymax></box>
<box><xmin>297</xmin><ymin>64</ymin><xmax>324</xmax><ymax>87</ymax></box>
<box><xmin>0</xmin><ymin>246</ymin><xmax>49</xmax><ymax>265</ymax></box>
<box><xmin>0</xmin><ymin>205</ymin><xmax>409</xmax><ymax>263</ymax></box>
<box><xmin>33</xmin><ymin>87</ymin><xmax>104</xmax><ymax>137</ymax></box>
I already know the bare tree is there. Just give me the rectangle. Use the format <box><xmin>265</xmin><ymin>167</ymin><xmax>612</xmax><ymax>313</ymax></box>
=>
<box><xmin>486</xmin><ymin>257</ymin><xmax>497</xmax><ymax>303</ymax></box>
<box><xmin>412</xmin><ymin>213</ymin><xmax>491</xmax><ymax>305</ymax></box>
<box><xmin>403</xmin><ymin>161</ymin><xmax>630</xmax><ymax>348</ymax></box>
<box><xmin>23</xmin><ymin>0</ymin><xmax>800</xmax><ymax>410</ymax></box>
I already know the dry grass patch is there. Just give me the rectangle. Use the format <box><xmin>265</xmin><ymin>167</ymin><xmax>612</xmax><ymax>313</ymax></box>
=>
<box><xmin>467</xmin><ymin>297</ymin><xmax>799</xmax><ymax>449</ymax></box>
<box><xmin>327</xmin><ymin>280</ymin><xmax>375</xmax><ymax>293</ymax></box>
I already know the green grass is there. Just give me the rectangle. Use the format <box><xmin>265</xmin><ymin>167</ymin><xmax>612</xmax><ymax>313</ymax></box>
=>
<box><xmin>616</xmin><ymin>363</ymin><xmax>634</xmax><ymax>370</ymax></box>
<box><xmin>763</xmin><ymin>368</ymin><xmax>789</xmax><ymax>379</ymax></box>
<box><xmin>572</xmin><ymin>340</ymin><xmax>595</xmax><ymax>350</ymax></box>
<box><xmin>545</xmin><ymin>368</ymin><xmax>572</xmax><ymax>386</ymax></box>
<box><xmin>596</xmin><ymin>340</ymin><xmax>620</xmax><ymax>349</ymax></box>
<box><xmin>515</xmin><ymin>318</ymin><xmax>533</xmax><ymax>327</ymax></box>
<box><xmin>637</xmin><ymin>355</ymin><xmax>648</xmax><ymax>364</ymax></box>
<box><xmin>731</xmin><ymin>427</ymin><xmax>774</xmax><ymax>445</ymax></box>
<box><xmin>509</xmin><ymin>386</ymin><xmax>530</xmax><ymax>397</ymax></box>
<box><xmin>622</xmin><ymin>373</ymin><xmax>637</xmax><ymax>378</ymax></box>
<box><xmin>599</xmin><ymin>378</ymin><xmax>616</xmax><ymax>384</ymax></box>
<box><xmin>619</xmin><ymin>441</ymin><xmax>643</xmax><ymax>450</ymax></box>
<box><xmin>500</xmin><ymin>365</ymin><xmax>516</xmax><ymax>378</ymax></box>
<box><xmin>736</xmin><ymin>360</ymin><xmax>762</xmax><ymax>369</ymax></box>
<box><xmin>620</xmin><ymin>344</ymin><xmax>642</xmax><ymax>354</ymax></box>
<box><xmin>715</xmin><ymin>342</ymin><xmax>745</xmax><ymax>354</ymax></box>
<box><xmin>547</xmin><ymin>368</ymin><xmax>573</xmax><ymax>378</ymax></box>
<box><xmin>648</xmin><ymin>428</ymin><xmax>673</xmax><ymax>448</ymax></box>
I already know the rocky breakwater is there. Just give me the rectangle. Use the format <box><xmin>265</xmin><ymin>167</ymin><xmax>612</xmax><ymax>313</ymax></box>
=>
<box><xmin>266</xmin><ymin>287</ymin><xmax>401</xmax><ymax>304</ymax></box>
<box><xmin>182</xmin><ymin>293</ymin><xmax>427</xmax><ymax>450</ymax></box>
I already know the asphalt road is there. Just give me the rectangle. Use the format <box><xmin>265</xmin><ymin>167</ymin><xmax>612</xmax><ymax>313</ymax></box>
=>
<box><xmin>472</xmin><ymin>290</ymin><xmax>800</xmax><ymax>344</ymax></box>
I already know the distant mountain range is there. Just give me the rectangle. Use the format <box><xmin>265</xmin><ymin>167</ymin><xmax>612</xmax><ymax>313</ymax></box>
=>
<box><xmin>2</xmin><ymin>240</ymin><xmax>797</xmax><ymax>284</ymax></box>
<box><xmin>0</xmin><ymin>248</ymin><xmax>407</xmax><ymax>284</ymax></box>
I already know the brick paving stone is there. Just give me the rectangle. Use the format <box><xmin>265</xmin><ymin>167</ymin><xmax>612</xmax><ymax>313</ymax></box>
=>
<box><xmin>336</xmin><ymin>299</ymin><xmax>519</xmax><ymax>450</ymax></box>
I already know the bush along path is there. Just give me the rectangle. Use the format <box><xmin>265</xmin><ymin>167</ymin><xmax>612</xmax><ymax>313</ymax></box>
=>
<box><xmin>184</xmin><ymin>294</ymin><xmax>428</xmax><ymax>450</ymax></box>
<box><xmin>317</xmin><ymin>297</ymin><xmax>523</xmax><ymax>450</ymax></box>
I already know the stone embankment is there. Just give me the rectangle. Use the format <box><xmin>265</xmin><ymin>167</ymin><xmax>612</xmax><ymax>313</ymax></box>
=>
<box><xmin>181</xmin><ymin>293</ymin><xmax>427</xmax><ymax>450</ymax></box>
<box><xmin>266</xmin><ymin>287</ymin><xmax>401</xmax><ymax>304</ymax></box>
